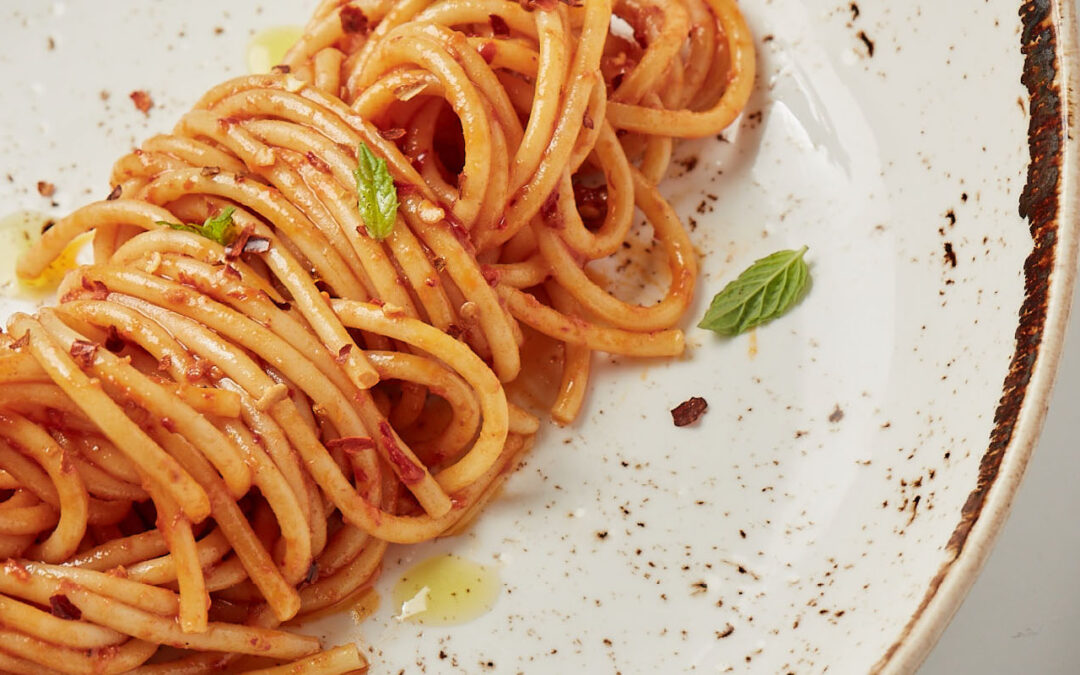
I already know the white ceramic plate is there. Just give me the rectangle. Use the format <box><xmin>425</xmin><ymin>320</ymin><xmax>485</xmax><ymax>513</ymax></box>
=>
<box><xmin>1</xmin><ymin>1</ymin><xmax>1075</xmax><ymax>672</ymax></box>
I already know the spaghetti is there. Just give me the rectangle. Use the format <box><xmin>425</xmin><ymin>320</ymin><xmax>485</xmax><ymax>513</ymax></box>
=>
<box><xmin>0</xmin><ymin>0</ymin><xmax>754</xmax><ymax>671</ymax></box>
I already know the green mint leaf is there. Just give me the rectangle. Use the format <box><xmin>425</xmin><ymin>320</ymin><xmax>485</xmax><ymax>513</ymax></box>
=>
<box><xmin>158</xmin><ymin>220</ymin><xmax>199</xmax><ymax>235</ymax></box>
<box><xmin>354</xmin><ymin>142</ymin><xmax>399</xmax><ymax>241</ymax></box>
<box><xmin>200</xmin><ymin>206</ymin><xmax>236</xmax><ymax>245</ymax></box>
<box><xmin>698</xmin><ymin>246</ymin><xmax>810</xmax><ymax>336</ymax></box>
<box><xmin>156</xmin><ymin>206</ymin><xmax>237</xmax><ymax>246</ymax></box>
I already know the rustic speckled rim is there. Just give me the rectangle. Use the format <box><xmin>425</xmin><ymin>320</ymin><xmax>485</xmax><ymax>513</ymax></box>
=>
<box><xmin>874</xmin><ymin>1</ymin><xmax>1080</xmax><ymax>672</ymax></box>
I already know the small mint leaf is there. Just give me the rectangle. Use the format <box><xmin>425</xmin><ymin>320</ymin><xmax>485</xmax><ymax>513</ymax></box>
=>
<box><xmin>354</xmin><ymin>142</ymin><xmax>399</xmax><ymax>240</ymax></box>
<box><xmin>698</xmin><ymin>246</ymin><xmax>810</xmax><ymax>336</ymax></box>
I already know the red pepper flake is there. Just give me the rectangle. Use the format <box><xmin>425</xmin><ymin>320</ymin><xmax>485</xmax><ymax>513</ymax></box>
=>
<box><xmin>671</xmin><ymin>397</ymin><xmax>708</xmax><ymax>427</ymax></box>
<box><xmin>394</xmin><ymin>81</ymin><xmax>427</xmax><ymax>102</ymax></box>
<box><xmin>489</xmin><ymin>14</ymin><xmax>510</xmax><ymax>37</ymax></box>
<box><xmin>222</xmin><ymin>264</ymin><xmax>242</xmax><ymax>280</ymax></box>
<box><xmin>478</xmin><ymin>41</ymin><xmax>497</xmax><ymax>64</ymax></box>
<box><xmin>200</xmin><ymin>166</ymin><xmax>221</xmax><ymax>177</ymax></box>
<box><xmin>446</xmin><ymin>323</ymin><xmax>464</xmax><ymax>339</ymax></box>
<box><xmin>633</xmin><ymin>25</ymin><xmax>649</xmax><ymax>49</ymax></box>
<box><xmin>104</xmin><ymin>326</ymin><xmax>125</xmax><ymax>354</ymax></box>
<box><xmin>129</xmin><ymin>90</ymin><xmax>153</xmax><ymax>114</ymax></box>
<box><xmin>185</xmin><ymin>358</ymin><xmax>209</xmax><ymax>381</ymax></box>
<box><xmin>442</xmin><ymin>210</ymin><xmax>474</xmax><ymax>251</ymax></box>
<box><xmin>432</xmin><ymin>257</ymin><xmax>447</xmax><ymax>273</ymax></box>
<box><xmin>335</xmin><ymin>344</ymin><xmax>352</xmax><ymax>364</ymax></box>
<box><xmin>519</xmin><ymin>0</ymin><xmax>558</xmax><ymax>10</ymax></box>
<box><xmin>106</xmin><ymin>185</ymin><xmax>122</xmax><ymax>200</ymax></box>
<box><xmin>340</xmin><ymin>5</ymin><xmax>370</xmax><ymax>33</ymax></box>
<box><xmin>268</xmin><ymin>294</ymin><xmax>292</xmax><ymax>311</ymax></box>
<box><xmin>175</xmin><ymin>271</ymin><xmax>198</xmax><ymax>289</ymax></box>
<box><xmin>225</xmin><ymin>224</ymin><xmax>255</xmax><ymax>260</ymax></box>
<box><xmin>49</xmin><ymin>594</ymin><xmax>82</xmax><ymax>620</ymax></box>
<box><xmin>378</xmin><ymin>421</ymin><xmax>425</xmax><ymax>484</ymax></box>
<box><xmin>81</xmin><ymin>277</ymin><xmax>109</xmax><ymax>300</ymax></box>
<box><xmin>583</xmin><ymin>113</ymin><xmax>594</xmax><ymax>130</ymax></box>
<box><xmin>540</xmin><ymin>191</ymin><xmax>563</xmax><ymax>228</ymax></box>
<box><xmin>379</xmin><ymin>127</ymin><xmax>407</xmax><ymax>141</ymax></box>
<box><xmin>325</xmin><ymin>436</ymin><xmax>377</xmax><ymax>453</ymax></box>
<box><xmin>161</xmin><ymin>417</ymin><xmax>177</xmax><ymax>433</ymax></box>
<box><xmin>394</xmin><ymin>181</ymin><xmax>420</xmax><ymax>198</ymax></box>
<box><xmin>37</xmin><ymin>181</ymin><xmax>56</xmax><ymax>197</ymax></box>
<box><xmin>69</xmin><ymin>340</ymin><xmax>99</xmax><ymax>368</ymax></box>
<box><xmin>305</xmin><ymin>151</ymin><xmax>331</xmax><ymax>174</ymax></box>
<box><xmin>271</xmin><ymin>64</ymin><xmax>292</xmax><ymax>74</ymax></box>
<box><xmin>106</xmin><ymin>566</ymin><xmax>128</xmax><ymax>579</ymax></box>
<box><xmin>481</xmin><ymin>265</ymin><xmax>500</xmax><ymax>287</ymax></box>
<box><xmin>158</xmin><ymin>353</ymin><xmax>173</xmax><ymax>373</ymax></box>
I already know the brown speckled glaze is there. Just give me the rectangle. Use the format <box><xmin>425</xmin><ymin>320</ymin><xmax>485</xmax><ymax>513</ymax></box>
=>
<box><xmin>876</xmin><ymin>0</ymin><xmax>1078</xmax><ymax>671</ymax></box>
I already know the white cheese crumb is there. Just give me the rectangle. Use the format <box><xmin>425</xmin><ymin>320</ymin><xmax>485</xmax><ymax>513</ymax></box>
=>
<box><xmin>395</xmin><ymin>586</ymin><xmax>430</xmax><ymax>621</ymax></box>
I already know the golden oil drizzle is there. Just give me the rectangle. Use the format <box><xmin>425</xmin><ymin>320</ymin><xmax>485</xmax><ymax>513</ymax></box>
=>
<box><xmin>285</xmin><ymin>584</ymin><xmax>378</xmax><ymax>627</ymax></box>
<box><xmin>747</xmin><ymin>328</ymin><xmax>758</xmax><ymax>359</ymax></box>
<box><xmin>351</xmin><ymin>588</ymin><xmax>380</xmax><ymax>624</ymax></box>
<box><xmin>0</xmin><ymin>210</ymin><xmax>87</xmax><ymax>299</ymax></box>
<box><xmin>391</xmin><ymin>554</ymin><xmax>499</xmax><ymax>626</ymax></box>
<box><xmin>247</xmin><ymin>26</ymin><xmax>303</xmax><ymax>74</ymax></box>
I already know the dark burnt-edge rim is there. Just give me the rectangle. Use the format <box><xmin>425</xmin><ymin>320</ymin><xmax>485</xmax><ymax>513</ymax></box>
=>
<box><xmin>874</xmin><ymin>0</ymin><xmax>1080</xmax><ymax>671</ymax></box>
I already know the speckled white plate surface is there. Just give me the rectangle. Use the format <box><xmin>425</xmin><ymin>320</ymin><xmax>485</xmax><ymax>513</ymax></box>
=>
<box><xmin>1</xmin><ymin>1</ymin><xmax>1076</xmax><ymax>673</ymax></box>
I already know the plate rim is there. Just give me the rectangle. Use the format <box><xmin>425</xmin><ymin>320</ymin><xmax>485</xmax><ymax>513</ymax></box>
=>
<box><xmin>875</xmin><ymin>0</ymin><xmax>1080</xmax><ymax>670</ymax></box>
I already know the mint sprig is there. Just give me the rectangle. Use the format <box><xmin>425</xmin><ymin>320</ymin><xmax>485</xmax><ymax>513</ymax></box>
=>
<box><xmin>698</xmin><ymin>246</ymin><xmax>810</xmax><ymax>336</ymax></box>
<box><xmin>354</xmin><ymin>142</ymin><xmax>399</xmax><ymax>240</ymax></box>
<box><xmin>157</xmin><ymin>206</ymin><xmax>237</xmax><ymax>246</ymax></box>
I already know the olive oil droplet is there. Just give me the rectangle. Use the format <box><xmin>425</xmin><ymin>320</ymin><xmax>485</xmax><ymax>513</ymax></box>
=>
<box><xmin>351</xmin><ymin>588</ymin><xmax>380</xmax><ymax>624</ymax></box>
<box><xmin>247</xmin><ymin>26</ymin><xmax>303</xmax><ymax>74</ymax></box>
<box><xmin>0</xmin><ymin>210</ymin><xmax>87</xmax><ymax>299</ymax></box>
<box><xmin>391</xmin><ymin>554</ymin><xmax>499</xmax><ymax>626</ymax></box>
